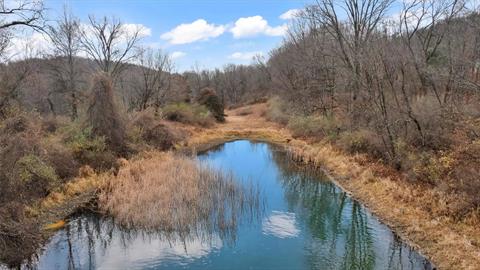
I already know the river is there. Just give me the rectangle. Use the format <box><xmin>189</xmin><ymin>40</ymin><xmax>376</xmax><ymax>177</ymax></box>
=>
<box><xmin>17</xmin><ymin>140</ymin><xmax>433</xmax><ymax>270</ymax></box>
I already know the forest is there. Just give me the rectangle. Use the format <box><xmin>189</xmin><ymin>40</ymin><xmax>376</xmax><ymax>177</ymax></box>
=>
<box><xmin>1</xmin><ymin>0</ymin><xmax>480</xmax><ymax>269</ymax></box>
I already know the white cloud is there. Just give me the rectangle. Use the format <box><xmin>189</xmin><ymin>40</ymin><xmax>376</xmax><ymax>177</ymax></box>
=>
<box><xmin>280</xmin><ymin>9</ymin><xmax>301</xmax><ymax>20</ymax></box>
<box><xmin>262</xmin><ymin>211</ymin><xmax>300</xmax><ymax>239</ymax></box>
<box><xmin>230</xmin><ymin>16</ymin><xmax>287</xmax><ymax>38</ymax></box>
<box><xmin>228</xmin><ymin>51</ymin><xmax>263</xmax><ymax>61</ymax></box>
<box><xmin>170</xmin><ymin>51</ymin><xmax>186</xmax><ymax>59</ymax></box>
<box><xmin>3</xmin><ymin>22</ymin><xmax>151</xmax><ymax>61</ymax></box>
<box><xmin>5</xmin><ymin>32</ymin><xmax>51</xmax><ymax>60</ymax></box>
<box><xmin>122</xmin><ymin>23</ymin><xmax>152</xmax><ymax>38</ymax></box>
<box><xmin>161</xmin><ymin>19</ymin><xmax>226</xmax><ymax>45</ymax></box>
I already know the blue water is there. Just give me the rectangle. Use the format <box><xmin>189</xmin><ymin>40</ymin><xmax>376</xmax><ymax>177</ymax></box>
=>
<box><xmin>23</xmin><ymin>140</ymin><xmax>433</xmax><ymax>270</ymax></box>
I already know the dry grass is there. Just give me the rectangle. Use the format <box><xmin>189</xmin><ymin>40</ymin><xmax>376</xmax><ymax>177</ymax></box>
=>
<box><xmin>98</xmin><ymin>152</ymin><xmax>261</xmax><ymax>242</ymax></box>
<box><xmin>179</xmin><ymin>102</ymin><xmax>480</xmax><ymax>269</ymax></box>
<box><xmin>282</xmin><ymin>139</ymin><xmax>480</xmax><ymax>270</ymax></box>
<box><xmin>30</xmin><ymin>101</ymin><xmax>480</xmax><ymax>269</ymax></box>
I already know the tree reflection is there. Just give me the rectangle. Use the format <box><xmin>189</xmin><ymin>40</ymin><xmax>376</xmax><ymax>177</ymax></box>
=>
<box><xmin>16</xmin><ymin>142</ymin><xmax>433</xmax><ymax>270</ymax></box>
<box><xmin>269</xmin><ymin>144</ymin><xmax>429</xmax><ymax>270</ymax></box>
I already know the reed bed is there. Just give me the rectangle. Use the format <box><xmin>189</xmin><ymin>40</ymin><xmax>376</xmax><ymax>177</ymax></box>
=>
<box><xmin>98</xmin><ymin>152</ymin><xmax>261</xmax><ymax>243</ymax></box>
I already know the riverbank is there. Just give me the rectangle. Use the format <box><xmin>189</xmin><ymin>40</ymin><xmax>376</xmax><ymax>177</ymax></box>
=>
<box><xmin>36</xmin><ymin>102</ymin><xmax>479</xmax><ymax>269</ymax></box>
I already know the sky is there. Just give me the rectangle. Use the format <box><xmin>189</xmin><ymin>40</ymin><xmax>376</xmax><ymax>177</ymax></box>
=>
<box><xmin>42</xmin><ymin>0</ymin><xmax>310</xmax><ymax>72</ymax></box>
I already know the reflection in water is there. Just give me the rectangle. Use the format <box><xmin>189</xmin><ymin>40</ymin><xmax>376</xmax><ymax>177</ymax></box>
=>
<box><xmin>12</xmin><ymin>140</ymin><xmax>433</xmax><ymax>270</ymax></box>
<box><xmin>262</xmin><ymin>211</ymin><xmax>300</xmax><ymax>238</ymax></box>
<box><xmin>28</xmin><ymin>213</ymin><xmax>223</xmax><ymax>270</ymax></box>
<box><xmin>270</xmin><ymin>144</ymin><xmax>432</xmax><ymax>270</ymax></box>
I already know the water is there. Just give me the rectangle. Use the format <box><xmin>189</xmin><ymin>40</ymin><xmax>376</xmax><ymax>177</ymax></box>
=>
<box><xmin>18</xmin><ymin>140</ymin><xmax>433</xmax><ymax>270</ymax></box>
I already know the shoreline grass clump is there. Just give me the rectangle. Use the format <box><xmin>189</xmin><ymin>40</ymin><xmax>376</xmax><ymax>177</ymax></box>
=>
<box><xmin>98</xmin><ymin>152</ymin><xmax>261</xmax><ymax>242</ymax></box>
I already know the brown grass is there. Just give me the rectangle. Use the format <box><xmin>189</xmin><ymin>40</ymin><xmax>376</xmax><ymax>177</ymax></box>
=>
<box><xmin>30</xmin><ymin>101</ymin><xmax>480</xmax><ymax>269</ymax></box>
<box><xmin>179</xmin><ymin>102</ymin><xmax>480</xmax><ymax>269</ymax></box>
<box><xmin>98</xmin><ymin>152</ymin><xmax>261</xmax><ymax>242</ymax></box>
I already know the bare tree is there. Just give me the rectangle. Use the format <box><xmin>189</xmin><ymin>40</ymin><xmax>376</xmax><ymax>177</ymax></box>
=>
<box><xmin>80</xmin><ymin>15</ymin><xmax>142</xmax><ymax>78</ymax></box>
<box><xmin>47</xmin><ymin>8</ymin><xmax>82</xmax><ymax>119</ymax></box>
<box><xmin>0</xmin><ymin>60</ymin><xmax>31</xmax><ymax>113</ymax></box>
<box><xmin>0</xmin><ymin>0</ymin><xmax>45</xmax><ymax>60</ymax></box>
<box><xmin>132</xmin><ymin>47</ymin><xmax>173</xmax><ymax>111</ymax></box>
<box><xmin>304</xmin><ymin>0</ymin><xmax>394</xmax><ymax>120</ymax></box>
<box><xmin>400</xmin><ymin>0</ymin><xmax>465</xmax><ymax>105</ymax></box>
<box><xmin>0</xmin><ymin>0</ymin><xmax>45</xmax><ymax>30</ymax></box>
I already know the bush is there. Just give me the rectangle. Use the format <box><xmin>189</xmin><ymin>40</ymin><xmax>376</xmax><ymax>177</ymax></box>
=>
<box><xmin>448</xmin><ymin>141</ymin><xmax>480</xmax><ymax>211</ymax></box>
<box><xmin>0</xmin><ymin>110</ymin><xmax>49</xmax><ymax>202</ymax></box>
<box><xmin>141</xmin><ymin>123</ymin><xmax>179</xmax><ymax>150</ymax></box>
<box><xmin>411</xmin><ymin>95</ymin><xmax>454</xmax><ymax>149</ymax></box>
<box><xmin>43</xmin><ymin>142</ymin><xmax>79</xmax><ymax>180</ymax></box>
<box><xmin>128</xmin><ymin>110</ymin><xmax>184</xmax><ymax>151</ymax></box>
<box><xmin>287</xmin><ymin>115</ymin><xmax>342</xmax><ymax>139</ymax></box>
<box><xmin>0</xmin><ymin>202</ymin><xmax>41</xmax><ymax>267</ymax></box>
<box><xmin>14</xmin><ymin>154</ymin><xmax>59</xmax><ymax>196</ymax></box>
<box><xmin>87</xmin><ymin>73</ymin><xmax>126</xmax><ymax>154</ymax></box>
<box><xmin>61</xmin><ymin>123</ymin><xmax>117</xmax><ymax>171</ymax></box>
<box><xmin>265</xmin><ymin>97</ymin><xmax>290</xmax><ymax>125</ymax></box>
<box><xmin>41</xmin><ymin>115</ymin><xmax>68</xmax><ymax>133</ymax></box>
<box><xmin>337</xmin><ymin>130</ymin><xmax>378</xmax><ymax>154</ymax></box>
<box><xmin>162</xmin><ymin>102</ymin><xmax>215</xmax><ymax>127</ymax></box>
<box><xmin>197</xmin><ymin>88</ymin><xmax>225</xmax><ymax>122</ymax></box>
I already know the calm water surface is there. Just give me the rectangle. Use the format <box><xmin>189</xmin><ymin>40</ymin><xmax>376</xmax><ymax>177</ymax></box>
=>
<box><xmin>21</xmin><ymin>140</ymin><xmax>433</xmax><ymax>270</ymax></box>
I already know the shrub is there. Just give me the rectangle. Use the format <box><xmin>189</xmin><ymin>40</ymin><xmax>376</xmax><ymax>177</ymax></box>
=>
<box><xmin>287</xmin><ymin>115</ymin><xmax>342</xmax><ymax>139</ymax></box>
<box><xmin>338</xmin><ymin>130</ymin><xmax>371</xmax><ymax>153</ymax></box>
<box><xmin>43</xmin><ymin>142</ymin><xmax>79</xmax><ymax>180</ymax></box>
<box><xmin>0</xmin><ymin>110</ymin><xmax>47</xmax><ymax>202</ymax></box>
<box><xmin>141</xmin><ymin>123</ymin><xmax>179</xmax><ymax>150</ymax></box>
<box><xmin>61</xmin><ymin>123</ymin><xmax>117</xmax><ymax>171</ymax></box>
<box><xmin>265</xmin><ymin>97</ymin><xmax>290</xmax><ymax>125</ymax></box>
<box><xmin>0</xmin><ymin>202</ymin><xmax>41</xmax><ymax>267</ymax></box>
<box><xmin>197</xmin><ymin>87</ymin><xmax>225</xmax><ymax>122</ymax></box>
<box><xmin>403</xmin><ymin>150</ymin><xmax>454</xmax><ymax>185</ymax></box>
<box><xmin>128</xmin><ymin>110</ymin><xmax>183</xmax><ymax>151</ymax></box>
<box><xmin>41</xmin><ymin>115</ymin><xmax>68</xmax><ymax>133</ymax></box>
<box><xmin>448</xmin><ymin>141</ymin><xmax>480</xmax><ymax>212</ymax></box>
<box><xmin>162</xmin><ymin>102</ymin><xmax>215</xmax><ymax>127</ymax></box>
<box><xmin>14</xmin><ymin>154</ymin><xmax>59</xmax><ymax>196</ymax></box>
<box><xmin>411</xmin><ymin>95</ymin><xmax>454</xmax><ymax>149</ymax></box>
<box><xmin>87</xmin><ymin>73</ymin><xmax>126</xmax><ymax>154</ymax></box>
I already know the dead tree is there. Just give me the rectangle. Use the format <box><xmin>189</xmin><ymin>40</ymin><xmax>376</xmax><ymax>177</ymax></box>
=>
<box><xmin>47</xmin><ymin>8</ymin><xmax>82</xmax><ymax>120</ymax></box>
<box><xmin>80</xmin><ymin>15</ymin><xmax>142</xmax><ymax>78</ymax></box>
<box><xmin>133</xmin><ymin>47</ymin><xmax>173</xmax><ymax>111</ymax></box>
<box><xmin>304</xmin><ymin>0</ymin><xmax>394</xmax><ymax>121</ymax></box>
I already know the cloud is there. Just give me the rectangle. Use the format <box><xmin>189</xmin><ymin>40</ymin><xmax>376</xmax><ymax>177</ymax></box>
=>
<box><xmin>280</xmin><ymin>9</ymin><xmax>301</xmax><ymax>20</ymax></box>
<box><xmin>230</xmin><ymin>16</ymin><xmax>287</xmax><ymax>38</ymax></box>
<box><xmin>228</xmin><ymin>51</ymin><xmax>263</xmax><ymax>61</ymax></box>
<box><xmin>122</xmin><ymin>23</ymin><xmax>152</xmax><ymax>38</ymax></box>
<box><xmin>170</xmin><ymin>51</ymin><xmax>186</xmax><ymax>59</ymax></box>
<box><xmin>5</xmin><ymin>32</ymin><xmax>51</xmax><ymax>60</ymax></box>
<box><xmin>262</xmin><ymin>211</ymin><xmax>300</xmax><ymax>239</ymax></box>
<box><xmin>161</xmin><ymin>19</ymin><xmax>226</xmax><ymax>45</ymax></box>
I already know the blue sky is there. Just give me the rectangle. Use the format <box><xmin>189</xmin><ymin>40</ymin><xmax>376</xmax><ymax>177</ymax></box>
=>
<box><xmin>44</xmin><ymin>0</ymin><xmax>310</xmax><ymax>71</ymax></box>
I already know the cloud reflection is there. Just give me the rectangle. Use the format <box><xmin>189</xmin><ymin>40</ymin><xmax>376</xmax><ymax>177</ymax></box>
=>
<box><xmin>262</xmin><ymin>211</ymin><xmax>300</xmax><ymax>239</ymax></box>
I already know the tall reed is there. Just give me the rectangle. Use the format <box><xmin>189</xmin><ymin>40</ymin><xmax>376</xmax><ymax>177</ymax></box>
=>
<box><xmin>99</xmin><ymin>152</ymin><xmax>262</xmax><ymax>244</ymax></box>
